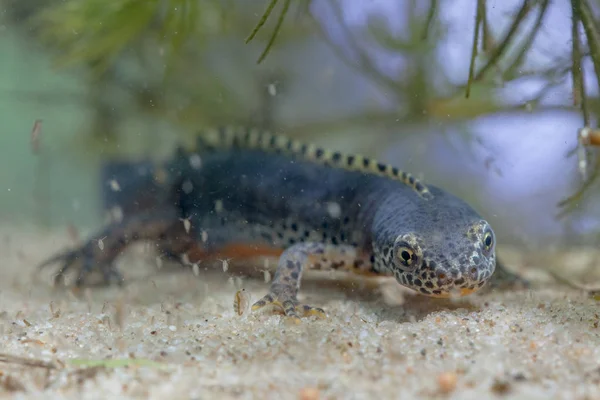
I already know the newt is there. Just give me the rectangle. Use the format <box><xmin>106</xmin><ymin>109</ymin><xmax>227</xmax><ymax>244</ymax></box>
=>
<box><xmin>39</xmin><ymin>126</ymin><xmax>498</xmax><ymax>319</ymax></box>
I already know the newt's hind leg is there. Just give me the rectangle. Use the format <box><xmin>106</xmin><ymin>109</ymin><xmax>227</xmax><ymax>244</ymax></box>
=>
<box><xmin>38</xmin><ymin>210</ymin><xmax>191</xmax><ymax>287</ymax></box>
<box><xmin>251</xmin><ymin>242</ymin><xmax>365</xmax><ymax>321</ymax></box>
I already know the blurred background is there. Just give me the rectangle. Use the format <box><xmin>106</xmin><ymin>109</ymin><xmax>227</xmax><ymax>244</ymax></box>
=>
<box><xmin>0</xmin><ymin>0</ymin><xmax>599</xmax><ymax>250</ymax></box>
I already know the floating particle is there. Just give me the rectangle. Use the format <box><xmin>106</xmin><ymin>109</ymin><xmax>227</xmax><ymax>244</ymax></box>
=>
<box><xmin>181</xmin><ymin>253</ymin><xmax>190</xmax><ymax>265</ymax></box>
<box><xmin>233</xmin><ymin>289</ymin><xmax>250</xmax><ymax>316</ymax></box>
<box><xmin>267</xmin><ymin>83</ymin><xmax>277</xmax><ymax>96</ymax></box>
<box><xmin>181</xmin><ymin>180</ymin><xmax>194</xmax><ymax>194</ymax></box>
<box><xmin>263</xmin><ymin>269</ymin><xmax>271</xmax><ymax>283</ymax></box>
<box><xmin>192</xmin><ymin>263</ymin><xmax>200</xmax><ymax>276</ymax></box>
<box><xmin>326</xmin><ymin>202</ymin><xmax>341</xmax><ymax>218</ymax></box>
<box><xmin>108</xmin><ymin>179</ymin><xmax>121</xmax><ymax>192</ymax></box>
<box><xmin>30</xmin><ymin>119</ymin><xmax>43</xmax><ymax>155</ymax></box>
<box><xmin>201</xmin><ymin>230</ymin><xmax>208</xmax><ymax>243</ymax></box>
<box><xmin>110</xmin><ymin>206</ymin><xmax>123</xmax><ymax>223</ymax></box>
<box><xmin>219</xmin><ymin>258</ymin><xmax>231</xmax><ymax>272</ymax></box>
<box><xmin>189</xmin><ymin>154</ymin><xmax>202</xmax><ymax>169</ymax></box>
<box><xmin>180</xmin><ymin>217</ymin><xmax>191</xmax><ymax>233</ymax></box>
<box><xmin>214</xmin><ymin>199</ymin><xmax>224</xmax><ymax>213</ymax></box>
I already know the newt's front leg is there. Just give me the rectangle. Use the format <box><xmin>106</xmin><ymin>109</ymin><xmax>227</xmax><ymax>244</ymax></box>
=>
<box><xmin>251</xmin><ymin>242</ymin><xmax>369</xmax><ymax>320</ymax></box>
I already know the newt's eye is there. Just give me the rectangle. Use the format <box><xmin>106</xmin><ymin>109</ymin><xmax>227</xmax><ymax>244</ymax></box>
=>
<box><xmin>396</xmin><ymin>244</ymin><xmax>417</xmax><ymax>268</ymax></box>
<box><xmin>483</xmin><ymin>230</ymin><xmax>494</xmax><ymax>252</ymax></box>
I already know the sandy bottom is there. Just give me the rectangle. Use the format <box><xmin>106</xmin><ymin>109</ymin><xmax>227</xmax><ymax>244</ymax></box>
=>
<box><xmin>0</xmin><ymin>226</ymin><xmax>598</xmax><ymax>400</ymax></box>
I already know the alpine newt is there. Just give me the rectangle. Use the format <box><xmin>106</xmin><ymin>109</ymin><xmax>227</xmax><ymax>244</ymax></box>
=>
<box><xmin>39</xmin><ymin>127</ymin><xmax>498</xmax><ymax>319</ymax></box>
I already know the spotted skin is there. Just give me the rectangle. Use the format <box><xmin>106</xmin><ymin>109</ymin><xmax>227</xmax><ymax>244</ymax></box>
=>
<box><xmin>39</xmin><ymin>127</ymin><xmax>499</xmax><ymax>319</ymax></box>
<box><xmin>305</xmin><ymin>244</ymin><xmax>376</xmax><ymax>276</ymax></box>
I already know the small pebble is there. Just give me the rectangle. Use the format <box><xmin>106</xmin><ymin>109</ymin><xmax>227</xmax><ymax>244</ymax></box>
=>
<box><xmin>298</xmin><ymin>387</ymin><xmax>320</xmax><ymax>400</ymax></box>
<box><xmin>233</xmin><ymin>289</ymin><xmax>250</xmax><ymax>316</ymax></box>
<box><xmin>437</xmin><ymin>372</ymin><xmax>458</xmax><ymax>394</ymax></box>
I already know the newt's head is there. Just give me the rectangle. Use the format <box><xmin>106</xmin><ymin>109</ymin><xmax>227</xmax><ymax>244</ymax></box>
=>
<box><xmin>373</xmin><ymin>186</ymin><xmax>496</xmax><ymax>298</ymax></box>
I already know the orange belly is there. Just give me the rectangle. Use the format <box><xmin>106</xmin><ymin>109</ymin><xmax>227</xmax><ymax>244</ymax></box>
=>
<box><xmin>185</xmin><ymin>243</ymin><xmax>284</xmax><ymax>262</ymax></box>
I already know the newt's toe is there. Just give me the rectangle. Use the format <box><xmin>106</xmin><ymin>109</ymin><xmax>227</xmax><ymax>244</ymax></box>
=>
<box><xmin>252</xmin><ymin>293</ymin><xmax>326</xmax><ymax>320</ymax></box>
<box><xmin>38</xmin><ymin>246</ymin><xmax>122</xmax><ymax>287</ymax></box>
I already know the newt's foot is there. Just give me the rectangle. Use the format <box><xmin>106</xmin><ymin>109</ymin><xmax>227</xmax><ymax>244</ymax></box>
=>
<box><xmin>251</xmin><ymin>291</ymin><xmax>326</xmax><ymax>321</ymax></box>
<box><xmin>38</xmin><ymin>245</ymin><xmax>124</xmax><ymax>287</ymax></box>
<box><xmin>250</xmin><ymin>242</ymin><xmax>340</xmax><ymax>321</ymax></box>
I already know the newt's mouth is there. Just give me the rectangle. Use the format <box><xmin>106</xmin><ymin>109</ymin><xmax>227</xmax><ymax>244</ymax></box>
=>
<box><xmin>457</xmin><ymin>287</ymin><xmax>479</xmax><ymax>296</ymax></box>
<box><xmin>424</xmin><ymin>285</ymin><xmax>485</xmax><ymax>299</ymax></box>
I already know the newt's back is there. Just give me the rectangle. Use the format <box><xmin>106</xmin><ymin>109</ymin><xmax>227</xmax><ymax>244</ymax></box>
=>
<box><xmin>177</xmin><ymin>149</ymin><xmax>391</xmax><ymax>240</ymax></box>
